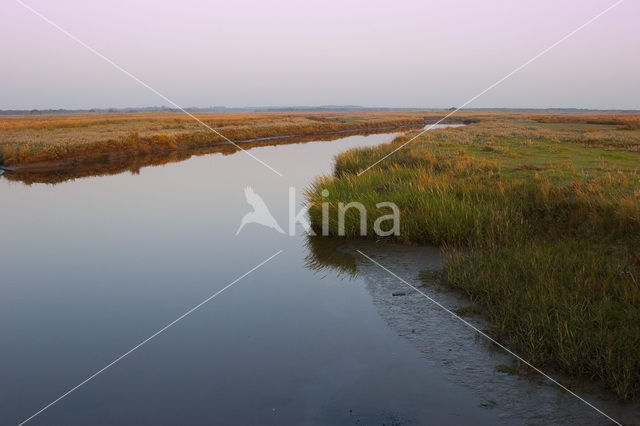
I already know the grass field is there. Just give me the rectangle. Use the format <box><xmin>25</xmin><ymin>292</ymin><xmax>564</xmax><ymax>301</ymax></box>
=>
<box><xmin>306</xmin><ymin>114</ymin><xmax>640</xmax><ymax>400</ymax></box>
<box><xmin>0</xmin><ymin>111</ymin><xmax>444</xmax><ymax>168</ymax></box>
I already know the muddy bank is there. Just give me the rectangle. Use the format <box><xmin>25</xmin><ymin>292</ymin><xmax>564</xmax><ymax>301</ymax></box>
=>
<box><xmin>306</xmin><ymin>239</ymin><xmax>640</xmax><ymax>425</ymax></box>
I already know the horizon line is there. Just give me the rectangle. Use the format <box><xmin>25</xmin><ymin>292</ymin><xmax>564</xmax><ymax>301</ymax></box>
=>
<box><xmin>2</xmin><ymin>105</ymin><xmax>640</xmax><ymax>114</ymax></box>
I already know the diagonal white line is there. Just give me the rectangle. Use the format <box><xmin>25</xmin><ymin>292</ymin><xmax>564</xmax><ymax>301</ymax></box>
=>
<box><xmin>15</xmin><ymin>0</ymin><xmax>283</xmax><ymax>177</ymax></box>
<box><xmin>356</xmin><ymin>250</ymin><xmax>621</xmax><ymax>425</ymax></box>
<box><xmin>357</xmin><ymin>0</ymin><xmax>626</xmax><ymax>176</ymax></box>
<box><xmin>18</xmin><ymin>249</ymin><xmax>284</xmax><ymax>426</ymax></box>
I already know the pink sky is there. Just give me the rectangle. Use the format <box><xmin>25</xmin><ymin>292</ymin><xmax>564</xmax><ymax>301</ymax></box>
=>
<box><xmin>1</xmin><ymin>0</ymin><xmax>638</xmax><ymax>109</ymax></box>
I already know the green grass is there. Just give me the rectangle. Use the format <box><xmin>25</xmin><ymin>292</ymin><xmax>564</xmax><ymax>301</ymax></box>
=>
<box><xmin>306</xmin><ymin>118</ymin><xmax>640</xmax><ymax>400</ymax></box>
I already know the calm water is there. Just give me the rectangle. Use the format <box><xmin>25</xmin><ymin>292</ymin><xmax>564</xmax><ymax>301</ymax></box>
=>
<box><xmin>0</xmin><ymin>128</ymin><xmax>626</xmax><ymax>425</ymax></box>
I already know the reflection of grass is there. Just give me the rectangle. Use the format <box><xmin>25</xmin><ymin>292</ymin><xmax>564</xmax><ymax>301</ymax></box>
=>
<box><xmin>307</xmin><ymin>116</ymin><xmax>640</xmax><ymax>400</ymax></box>
<box><xmin>304</xmin><ymin>236</ymin><xmax>357</xmax><ymax>278</ymax></box>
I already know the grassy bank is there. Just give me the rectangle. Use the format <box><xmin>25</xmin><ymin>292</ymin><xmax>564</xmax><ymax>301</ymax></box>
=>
<box><xmin>2</xmin><ymin>127</ymin><xmax>417</xmax><ymax>186</ymax></box>
<box><xmin>0</xmin><ymin>111</ymin><xmax>446</xmax><ymax>167</ymax></box>
<box><xmin>306</xmin><ymin>115</ymin><xmax>640</xmax><ymax>400</ymax></box>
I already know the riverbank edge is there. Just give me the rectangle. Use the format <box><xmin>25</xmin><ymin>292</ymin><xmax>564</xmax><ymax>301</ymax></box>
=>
<box><xmin>0</xmin><ymin>123</ymin><xmax>429</xmax><ymax>173</ymax></box>
<box><xmin>304</xmin><ymin>120</ymin><xmax>640</xmax><ymax>401</ymax></box>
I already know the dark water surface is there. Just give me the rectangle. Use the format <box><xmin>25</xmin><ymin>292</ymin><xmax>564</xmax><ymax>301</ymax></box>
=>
<box><xmin>0</xmin><ymin>128</ymin><xmax>630</xmax><ymax>425</ymax></box>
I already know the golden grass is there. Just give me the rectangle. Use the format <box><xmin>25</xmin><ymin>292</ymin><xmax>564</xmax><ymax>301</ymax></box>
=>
<box><xmin>0</xmin><ymin>111</ymin><xmax>435</xmax><ymax>167</ymax></box>
<box><xmin>4</xmin><ymin>110</ymin><xmax>637</xmax><ymax>168</ymax></box>
<box><xmin>2</xmin><ymin>126</ymin><xmax>409</xmax><ymax>185</ymax></box>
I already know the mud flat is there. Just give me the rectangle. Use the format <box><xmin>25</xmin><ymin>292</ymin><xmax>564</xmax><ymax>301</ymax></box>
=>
<box><xmin>329</xmin><ymin>241</ymin><xmax>640</xmax><ymax>425</ymax></box>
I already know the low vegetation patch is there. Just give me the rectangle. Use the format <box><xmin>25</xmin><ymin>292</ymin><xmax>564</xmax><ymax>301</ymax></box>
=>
<box><xmin>307</xmin><ymin>115</ymin><xmax>640</xmax><ymax>400</ymax></box>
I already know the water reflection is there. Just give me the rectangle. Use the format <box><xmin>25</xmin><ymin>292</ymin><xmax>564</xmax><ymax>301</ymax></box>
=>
<box><xmin>304</xmin><ymin>236</ymin><xmax>357</xmax><ymax>278</ymax></box>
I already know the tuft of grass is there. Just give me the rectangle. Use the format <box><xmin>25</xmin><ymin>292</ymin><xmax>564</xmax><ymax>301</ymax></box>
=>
<box><xmin>306</xmin><ymin>116</ymin><xmax>640</xmax><ymax>400</ymax></box>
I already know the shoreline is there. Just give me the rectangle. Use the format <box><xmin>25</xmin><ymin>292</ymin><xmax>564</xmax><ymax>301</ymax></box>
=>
<box><xmin>0</xmin><ymin>124</ymin><xmax>425</xmax><ymax>185</ymax></box>
<box><xmin>0</xmin><ymin>123</ymin><xmax>425</xmax><ymax>173</ymax></box>
<box><xmin>2</xmin><ymin>111</ymin><xmax>464</xmax><ymax>170</ymax></box>
<box><xmin>306</xmin><ymin>116</ymin><xmax>640</xmax><ymax>401</ymax></box>
<box><xmin>336</xmin><ymin>240</ymin><xmax>640</xmax><ymax>425</ymax></box>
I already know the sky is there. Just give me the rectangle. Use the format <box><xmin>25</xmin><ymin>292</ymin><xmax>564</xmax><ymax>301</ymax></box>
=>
<box><xmin>1</xmin><ymin>0</ymin><xmax>639</xmax><ymax>110</ymax></box>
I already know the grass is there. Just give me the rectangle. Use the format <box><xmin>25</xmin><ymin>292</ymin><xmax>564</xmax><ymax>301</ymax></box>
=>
<box><xmin>306</xmin><ymin>114</ymin><xmax>640</xmax><ymax>400</ymax></box>
<box><xmin>0</xmin><ymin>111</ymin><xmax>441</xmax><ymax>167</ymax></box>
<box><xmin>2</xmin><ymin>126</ymin><xmax>415</xmax><ymax>185</ymax></box>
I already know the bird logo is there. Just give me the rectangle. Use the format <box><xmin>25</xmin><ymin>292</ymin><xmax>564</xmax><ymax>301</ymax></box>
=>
<box><xmin>236</xmin><ymin>186</ymin><xmax>285</xmax><ymax>235</ymax></box>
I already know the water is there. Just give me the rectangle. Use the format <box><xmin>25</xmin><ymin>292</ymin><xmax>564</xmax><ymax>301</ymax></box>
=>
<box><xmin>0</xmin><ymin>127</ymin><xmax>631</xmax><ymax>425</ymax></box>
